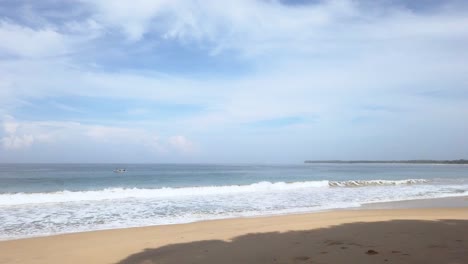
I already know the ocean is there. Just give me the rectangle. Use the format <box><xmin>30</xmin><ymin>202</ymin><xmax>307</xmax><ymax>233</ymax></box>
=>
<box><xmin>1</xmin><ymin>163</ymin><xmax>467</xmax><ymax>240</ymax></box>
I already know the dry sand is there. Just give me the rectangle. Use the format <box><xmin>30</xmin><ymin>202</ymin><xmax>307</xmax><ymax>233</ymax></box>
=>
<box><xmin>1</xmin><ymin>207</ymin><xmax>468</xmax><ymax>264</ymax></box>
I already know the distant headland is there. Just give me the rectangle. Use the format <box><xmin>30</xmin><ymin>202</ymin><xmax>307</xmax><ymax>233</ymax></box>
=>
<box><xmin>304</xmin><ymin>159</ymin><xmax>468</xmax><ymax>164</ymax></box>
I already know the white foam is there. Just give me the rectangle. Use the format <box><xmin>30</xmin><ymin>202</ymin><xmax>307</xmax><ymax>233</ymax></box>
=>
<box><xmin>0</xmin><ymin>179</ymin><xmax>433</xmax><ymax>206</ymax></box>
<box><xmin>0</xmin><ymin>180</ymin><xmax>467</xmax><ymax>241</ymax></box>
<box><xmin>329</xmin><ymin>179</ymin><xmax>428</xmax><ymax>187</ymax></box>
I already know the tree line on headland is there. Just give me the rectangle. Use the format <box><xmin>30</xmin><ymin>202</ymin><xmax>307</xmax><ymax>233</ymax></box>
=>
<box><xmin>304</xmin><ymin>159</ymin><xmax>468</xmax><ymax>164</ymax></box>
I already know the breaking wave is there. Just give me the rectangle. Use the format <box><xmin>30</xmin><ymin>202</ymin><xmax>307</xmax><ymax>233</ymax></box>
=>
<box><xmin>0</xmin><ymin>179</ymin><xmax>429</xmax><ymax>206</ymax></box>
<box><xmin>328</xmin><ymin>179</ymin><xmax>428</xmax><ymax>187</ymax></box>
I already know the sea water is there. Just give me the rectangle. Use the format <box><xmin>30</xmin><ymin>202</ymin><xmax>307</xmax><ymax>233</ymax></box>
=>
<box><xmin>0</xmin><ymin>163</ymin><xmax>467</xmax><ymax>240</ymax></box>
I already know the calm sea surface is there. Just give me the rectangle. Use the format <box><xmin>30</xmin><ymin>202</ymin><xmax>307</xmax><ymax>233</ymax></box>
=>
<box><xmin>0</xmin><ymin>163</ymin><xmax>467</xmax><ymax>240</ymax></box>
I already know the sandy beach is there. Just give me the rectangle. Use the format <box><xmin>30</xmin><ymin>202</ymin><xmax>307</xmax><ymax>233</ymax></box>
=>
<box><xmin>1</xmin><ymin>199</ymin><xmax>468</xmax><ymax>264</ymax></box>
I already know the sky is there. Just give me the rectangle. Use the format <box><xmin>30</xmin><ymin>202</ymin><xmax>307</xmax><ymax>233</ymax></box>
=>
<box><xmin>0</xmin><ymin>0</ymin><xmax>468</xmax><ymax>163</ymax></box>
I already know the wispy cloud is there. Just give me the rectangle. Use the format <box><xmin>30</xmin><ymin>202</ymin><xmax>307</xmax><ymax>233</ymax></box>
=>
<box><xmin>0</xmin><ymin>0</ymin><xmax>467</xmax><ymax>162</ymax></box>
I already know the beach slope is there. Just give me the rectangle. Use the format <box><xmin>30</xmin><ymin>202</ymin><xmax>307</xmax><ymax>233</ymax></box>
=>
<box><xmin>1</xmin><ymin>208</ymin><xmax>467</xmax><ymax>264</ymax></box>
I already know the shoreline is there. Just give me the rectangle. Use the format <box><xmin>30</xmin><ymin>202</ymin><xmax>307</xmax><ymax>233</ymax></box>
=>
<box><xmin>1</xmin><ymin>197</ymin><xmax>467</xmax><ymax>264</ymax></box>
<box><xmin>1</xmin><ymin>195</ymin><xmax>467</xmax><ymax>242</ymax></box>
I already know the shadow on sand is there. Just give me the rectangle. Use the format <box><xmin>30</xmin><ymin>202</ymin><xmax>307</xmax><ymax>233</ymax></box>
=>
<box><xmin>116</xmin><ymin>219</ymin><xmax>468</xmax><ymax>264</ymax></box>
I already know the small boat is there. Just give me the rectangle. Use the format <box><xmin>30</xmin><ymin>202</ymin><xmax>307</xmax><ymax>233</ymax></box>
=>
<box><xmin>113</xmin><ymin>168</ymin><xmax>126</xmax><ymax>173</ymax></box>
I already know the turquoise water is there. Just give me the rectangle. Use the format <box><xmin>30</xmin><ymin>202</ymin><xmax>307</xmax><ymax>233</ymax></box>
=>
<box><xmin>0</xmin><ymin>163</ymin><xmax>467</xmax><ymax>240</ymax></box>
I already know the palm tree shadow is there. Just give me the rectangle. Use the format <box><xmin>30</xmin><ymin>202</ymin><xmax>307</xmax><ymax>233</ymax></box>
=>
<box><xmin>116</xmin><ymin>219</ymin><xmax>468</xmax><ymax>264</ymax></box>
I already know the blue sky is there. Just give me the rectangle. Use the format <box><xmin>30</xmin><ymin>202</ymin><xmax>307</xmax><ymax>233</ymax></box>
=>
<box><xmin>1</xmin><ymin>0</ymin><xmax>468</xmax><ymax>163</ymax></box>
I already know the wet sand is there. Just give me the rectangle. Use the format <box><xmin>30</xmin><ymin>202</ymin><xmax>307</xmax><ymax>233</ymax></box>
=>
<box><xmin>361</xmin><ymin>196</ymin><xmax>468</xmax><ymax>209</ymax></box>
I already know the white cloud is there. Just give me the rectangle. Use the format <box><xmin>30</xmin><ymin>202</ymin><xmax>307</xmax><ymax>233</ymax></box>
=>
<box><xmin>0</xmin><ymin>116</ymin><xmax>195</xmax><ymax>156</ymax></box>
<box><xmin>0</xmin><ymin>116</ymin><xmax>74</xmax><ymax>150</ymax></box>
<box><xmin>2</xmin><ymin>1</ymin><xmax>466</xmax><ymax>107</ymax></box>
<box><xmin>1</xmin><ymin>116</ymin><xmax>35</xmax><ymax>150</ymax></box>
<box><xmin>0</xmin><ymin>21</ymin><xmax>67</xmax><ymax>58</ymax></box>
<box><xmin>1</xmin><ymin>134</ymin><xmax>34</xmax><ymax>150</ymax></box>
<box><xmin>79</xmin><ymin>0</ymin><xmax>468</xmax><ymax>56</ymax></box>
<box><xmin>81</xmin><ymin>0</ymin><xmax>172</xmax><ymax>41</ymax></box>
<box><xmin>81</xmin><ymin>0</ymin><xmax>359</xmax><ymax>51</ymax></box>
<box><xmin>1</xmin><ymin>1</ymin><xmax>468</xmax><ymax>161</ymax></box>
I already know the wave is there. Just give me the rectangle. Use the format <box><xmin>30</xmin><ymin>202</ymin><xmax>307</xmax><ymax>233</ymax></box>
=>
<box><xmin>0</xmin><ymin>179</ymin><xmax>428</xmax><ymax>206</ymax></box>
<box><xmin>328</xmin><ymin>179</ymin><xmax>428</xmax><ymax>187</ymax></box>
